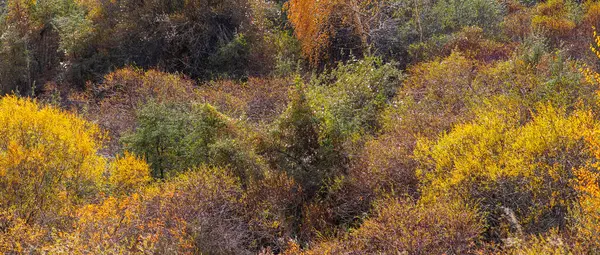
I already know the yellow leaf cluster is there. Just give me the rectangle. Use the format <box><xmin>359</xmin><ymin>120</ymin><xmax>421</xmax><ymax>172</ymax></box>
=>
<box><xmin>75</xmin><ymin>0</ymin><xmax>105</xmax><ymax>21</ymax></box>
<box><xmin>0</xmin><ymin>215</ymin><xmax>48</xmax><ymax>253</ymax></box>
<box><xmin>0</xmin><ymin>95</ymin><xmax>105</xmax><ymax>223</ymax></box>
<box><xmin>581</xmin><ymin>28</ymin><xmax>600</xmax><ymax>90</ymax></box>
<box><xmin>44</xmin><ymin>194</ymin><xmax>157</xmax><ymax>254</ymax></box>
<box><xmin>416</xmin><ymin>97</ymin><xmax>600</xmax><ymax>234</ymax></box>
<box><xmin>108</xmin><ymin>152</ymin><xmax>151</xmax><ymax>195</ymax></box>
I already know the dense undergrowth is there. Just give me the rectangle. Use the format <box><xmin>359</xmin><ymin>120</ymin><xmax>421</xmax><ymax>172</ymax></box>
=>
<box><xmin>3</xmin><ymin>0</ymin><xmax>600</xmax><ymax>254</ymax></box>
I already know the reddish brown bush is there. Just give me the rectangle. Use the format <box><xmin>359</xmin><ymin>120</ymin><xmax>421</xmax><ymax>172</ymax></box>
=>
<box><xmin>351</xmin><ymin>133</ymin><xmax>419</xmax><ymax>198</ymax></box>
<box><xmin>244</xmin><ymin>171</ymin><xmax>303</xmax><ymax>252</ymax></box>
<box><xmin>198</xmin><ymin>77</ymin><xmax>292</xmax><ymax>123</ymax></box>
<box><xmin>503</xmin><ymin>6</ymin><xmax>533</xmax><ymax>41</ymax></box>
<box><xmin>291</xmin><ymin>198</ymin><xmax>483</xmax><ymax>255</ymax></box>
<box><xmin>443</xmin><ymin>26</ymin><xmax>513</xmax><ymax>62</ymax></box>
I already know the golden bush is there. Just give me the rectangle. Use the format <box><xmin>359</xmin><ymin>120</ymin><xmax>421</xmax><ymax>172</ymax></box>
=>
<box><xmin>0</xmin><ymin>95</ymin><xmax>105</xmax><ymax>225</ymax></box>
<box><xmin>108</xmin><ymin>152</ymin><xmax>151</xmax><ymax>195</ymax></box>
<box><xmin>416</xmin><ymin>98</ymin><xmax>599</xmax><ymax>237</ymax></box>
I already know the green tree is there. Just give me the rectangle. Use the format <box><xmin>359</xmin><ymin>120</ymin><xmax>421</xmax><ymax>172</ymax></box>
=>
<box><xmin>264</xmin><ymin>80</ymin><xmax>346</xmax><ymax>199</ymax></box>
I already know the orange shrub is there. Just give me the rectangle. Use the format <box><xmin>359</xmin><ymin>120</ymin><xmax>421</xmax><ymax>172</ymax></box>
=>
<box><xmin>572</xmin><ymin>165</ymin><xmax>600</xmax><ymax>252</ymax></box>
<box><xmin>46</xmin><ymin>195</ymin><xmax>163</xmax><ymax>254</ymax></box>
<box><xmin>569</xmin><ymin>137</ymin><xmax>600</xmax><ymax>253</ymax></box>
<box><xmin>285</xmin><ymin>0</ymin><xmax>364</xmax><ymax>67</ymax></box>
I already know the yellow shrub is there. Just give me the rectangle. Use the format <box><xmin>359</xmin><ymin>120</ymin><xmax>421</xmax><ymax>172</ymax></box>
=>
<box><xmin>108</xmin><ymin>152</ymin><xmax>151</xmax><ymax>194</ymax></box>
<box><xmin>582</xmin><ymin>29</ymin><xmax>600</xmax><ymax>86</ymax></box>
<box><xmin>416</xmin><ymin>98</ymin><xmax>599</xmax><ymax>237</ymax></box>
<box><xmin>45</xmin><ymin>194</ymin><xmax>174</xmax><ymax>254</ymax></box>
<box><xmin>570</xmin><ymin>138</ymin><xmax>600</xmax><ymax>252</ymax></box>
<box><xmin>0</xmin><ymin>95</ymin><xmax>105</xmax><ymax>224</ymax></box>
<box><xmin>531</xmin><ymin>15</ymin><xmax>576</xmax><ymax>36</ymax></box>
<box><xmin>531</xmin><ymin>0</ymin><xmax>576</xmax><ymax>39</ymax></box>
<box><xmin>583</xmin><ymin>1</ymin><xmax>600</xmax><ymax>28</ymax></box>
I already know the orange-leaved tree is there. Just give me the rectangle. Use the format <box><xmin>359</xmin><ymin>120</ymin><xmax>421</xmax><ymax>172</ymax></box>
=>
<box><xmin>572</xmin><ymin>28</ymin><xmax>600</xmax><ymax>253</ymax></box>
<box><xmin>286</xmin><ymin>0</ymin><xmax>368</xmax><ymax>67</ymax></box>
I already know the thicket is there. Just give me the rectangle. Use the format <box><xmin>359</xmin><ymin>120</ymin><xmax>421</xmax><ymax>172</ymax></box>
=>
<box><xmin>4</xmin><ymin>0</ymin><xmax>600</xmax><ymax>254</ymax></box>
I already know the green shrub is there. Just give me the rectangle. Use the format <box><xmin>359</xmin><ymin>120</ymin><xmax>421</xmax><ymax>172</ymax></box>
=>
<box><xmin>82</xmin><ymin>68</ymin><xmax>197</xmax><ymax>154</ymax></box>
<box><xmin>208</xmin><ymin>33</ymin><xmax>251</xmax><ymax>79</ymax></box>
<box><xmin>308</xmin><ymin>56</ymin><xmax>403</xmax><ymax>141</ymax></box>
<box><xmin>429</xmin><ymin>0</ymin><xmax>505</xmax><ymax>36</ymax></box>
<box><xmin>122</xmin><ymin>101</ymin><xmax>266</xmax><ymax>182</ymax></box>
